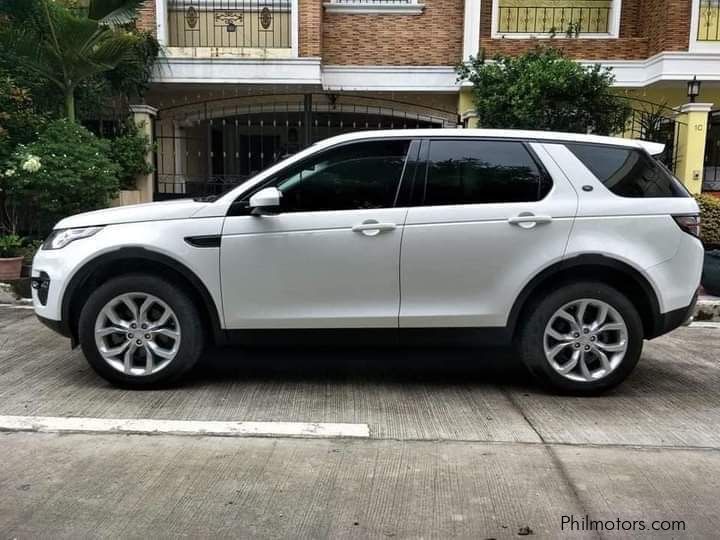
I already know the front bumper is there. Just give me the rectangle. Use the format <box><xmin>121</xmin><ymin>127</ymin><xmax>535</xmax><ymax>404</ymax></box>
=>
<box><xmin>30</xmin><ymin>271</ymin><xmax>51</xmax><ymax>306</ymax></box>
<box><xmin>36</xmin><ymin>313</ymin><xmax>72</xmax><ymax>338</ymax></box>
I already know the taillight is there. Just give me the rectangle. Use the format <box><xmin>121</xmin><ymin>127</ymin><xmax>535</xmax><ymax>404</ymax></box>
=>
<box><xmin>673</xmin><ymin>215</ymin><xmax>701</xmax><ymax>238</ymax></box>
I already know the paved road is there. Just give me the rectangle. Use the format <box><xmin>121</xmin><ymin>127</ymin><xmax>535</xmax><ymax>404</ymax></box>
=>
<box><xmin>0</xmin><ymin>306</ymin><xmax>718</xmax><ymax>538</ymax></box>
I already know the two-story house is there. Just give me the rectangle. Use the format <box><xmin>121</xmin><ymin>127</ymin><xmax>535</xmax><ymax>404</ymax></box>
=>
<box><xmin>133</xmin><ymin>0</ymin><xmax>720</xmax><ymax>199</ymax></box>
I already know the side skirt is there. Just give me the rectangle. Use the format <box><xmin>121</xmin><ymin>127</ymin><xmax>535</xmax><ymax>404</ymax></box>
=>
<box><xmin>223</xmin><ymin>328</ymin><xmax>513</xmax><ymax>348</ymax></box>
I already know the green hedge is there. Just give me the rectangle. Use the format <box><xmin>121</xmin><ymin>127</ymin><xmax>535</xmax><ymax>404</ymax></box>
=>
<box><xmin>696</xmin><ymin>194</ymin><xmax>720</xmax><ymax>248</ymax></box>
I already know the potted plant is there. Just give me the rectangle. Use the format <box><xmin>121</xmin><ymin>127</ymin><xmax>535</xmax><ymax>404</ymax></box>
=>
<box><xmin>0</xmin><ymin>234</ymin><xmax>24</xmax><ymax>280</ymax></box>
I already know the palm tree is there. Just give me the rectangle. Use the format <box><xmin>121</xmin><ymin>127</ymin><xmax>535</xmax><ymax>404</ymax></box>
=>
<box><xmin>0</xmin><ymin>1</ymin><xmax>140</xmax><ymax>121</ymax></box>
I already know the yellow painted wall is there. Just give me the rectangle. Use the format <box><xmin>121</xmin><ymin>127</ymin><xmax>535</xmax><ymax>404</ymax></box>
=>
<box><xmin>618</xmin><ymin>86</ymin><xmax>718</xmax><ymax>110</ymax></box>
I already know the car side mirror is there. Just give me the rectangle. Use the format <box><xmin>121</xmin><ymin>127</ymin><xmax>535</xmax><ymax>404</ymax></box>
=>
<box><xmin>249</xmin><ymin>187</ymin><xmax>282</xmax><ymax>215</ymax></box>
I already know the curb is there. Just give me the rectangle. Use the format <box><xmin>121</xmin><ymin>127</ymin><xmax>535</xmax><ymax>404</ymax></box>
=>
<box><xmin>0</xmin><ymin>282</ymin><xmax>31</xmax><ymax>306</ymax></box>
<box><xmin>695</xmin><ymin>296</ymin><xmax>720</xmax><ymax>323</ymax></box>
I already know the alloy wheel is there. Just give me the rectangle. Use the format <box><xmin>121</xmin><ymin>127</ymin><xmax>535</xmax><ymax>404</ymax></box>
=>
<box><xmin>543</xmin><ymin>298</ymin><xmax>628</xmax><ymax>383</ymax></box>
<box><xmin>94</xmin><ymin>293</ymin><xmax>181</xmax><ymax>376</ymax></box>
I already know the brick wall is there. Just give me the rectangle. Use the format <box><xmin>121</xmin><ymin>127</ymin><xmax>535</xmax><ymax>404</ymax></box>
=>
<box><xmin>321</xmin><ymin>0</ymin><xmax>464</xmax><ymax>65</ymax></box>
<box><xmin>136</xmin><ymin>0</ymin><xmax>156</xmax><ymax>36</ymax></box>
<box><xmin>479</xmin><ymin>37</ymin><xmax>651</xmax><ymax>60</ymax></box>
<box><xmin>299</xmin><ymin>0</ymin><xmax>323</xmax><ymax>56</ymax></box>
<box><xmin>639</xmin><ymin>0</ymin><xmax>692</xmax><ymax>55</ymax></box>
<box><xmin>136</xmin><ymin>0</ymin><xmax>693</xmax><ymax>64</ymax></box>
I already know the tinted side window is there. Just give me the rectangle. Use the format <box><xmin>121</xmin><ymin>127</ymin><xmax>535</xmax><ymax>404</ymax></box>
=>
<box><xmin>275</xmin><ymin>140</ymin><xmax>410</xmax><ymax>212</ymax></box>
<box><xmin>566</xmin><ymin>143</ymin><xmax>689</xmax><ymax>198</ymax></box>
<box><xmin>424</xmin><ymin>140</ymin><xmax>550</xmax><ymax>205</ymax></box>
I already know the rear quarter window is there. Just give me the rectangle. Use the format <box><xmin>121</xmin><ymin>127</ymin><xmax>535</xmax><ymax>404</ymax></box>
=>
<box><xmin>565</xmin><ymin>143</ymin><xmax>689</xmax><ymax>198</ymax></box>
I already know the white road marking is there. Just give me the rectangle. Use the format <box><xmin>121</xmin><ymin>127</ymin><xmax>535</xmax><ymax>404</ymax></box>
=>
<box><xmin>0</xmin><ymin>415</ymin><xmax>370</xmax><ymax>439</ymax></box>
<box><xmin>0</xmin><ymin>304</ymin><xmax>34</xmax><ymax>309</ymax></box>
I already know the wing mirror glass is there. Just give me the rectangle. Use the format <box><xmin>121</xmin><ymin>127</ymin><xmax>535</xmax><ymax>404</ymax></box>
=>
<box><xmin>249</xmin><ymin>187</ymin><xmax>282</xmax><ymax>215</ymax></box>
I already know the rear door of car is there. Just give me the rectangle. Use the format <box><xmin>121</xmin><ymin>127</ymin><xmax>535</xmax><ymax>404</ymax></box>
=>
<box><xmin>399</xmin><ymin>137</ymin><xmax>578</xmax><ymax>329</ymax></box>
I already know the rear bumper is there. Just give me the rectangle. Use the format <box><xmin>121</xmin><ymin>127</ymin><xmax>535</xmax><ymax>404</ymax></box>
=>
<box><xmin>648</xmin><ymin>290</ymin><xmax>698</xmax><ymax>339</ymax></box>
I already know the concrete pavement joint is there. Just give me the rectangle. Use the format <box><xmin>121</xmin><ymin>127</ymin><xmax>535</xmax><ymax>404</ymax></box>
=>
<box><xmin>3</xmin><ymin>428</ymin><xmax>720</xmax><ymax>453</ymax></box>
<box><xmin>501</xmin><ymin>388</ymin><xmax>603</xmax><ymax>539</ymax></box>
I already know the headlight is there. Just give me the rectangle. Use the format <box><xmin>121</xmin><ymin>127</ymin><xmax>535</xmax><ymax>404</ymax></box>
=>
<box><xmin>42</xmin><ymin>227</ymin><xmax>103</xmax><ymax>250</ymax></box>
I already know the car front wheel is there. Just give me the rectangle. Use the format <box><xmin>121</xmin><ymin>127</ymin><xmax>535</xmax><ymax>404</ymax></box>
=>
<box><xmin>519</xmin><ymin>282</ymin><xmax>644</xmax><ymax>394</ymax></box>
<box><xmin>78</xmin><ymin>274</ymin><xmax>204</xmax><ymax>388</ymax></box>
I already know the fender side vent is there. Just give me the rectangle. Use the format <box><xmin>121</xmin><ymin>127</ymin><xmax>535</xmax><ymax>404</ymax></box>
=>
<box><xmin>184</xmin><ymin>235</ymin><xmax>221</xmax><ymax>248</ymax></box>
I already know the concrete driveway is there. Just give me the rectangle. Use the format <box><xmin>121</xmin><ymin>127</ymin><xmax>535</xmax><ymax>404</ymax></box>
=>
<box><xmin>0</xmin><ymin>306</ymin><xmax>718</xmax><ymax>539</ymax></box>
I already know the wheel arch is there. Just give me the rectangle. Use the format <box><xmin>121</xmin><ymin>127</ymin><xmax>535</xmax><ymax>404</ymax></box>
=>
<box><xmin>62</xmin><ymin>247</ymin><xmax>225</xmax><ymax>347</ymax></box>
<box><xmin>508</xmin><ymin>254</ymin><xmax>664</xmax><ymax>340</ymax></box>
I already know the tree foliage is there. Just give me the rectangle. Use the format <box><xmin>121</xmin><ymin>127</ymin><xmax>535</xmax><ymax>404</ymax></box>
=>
<box><xmin>0</xmin><ymin>75</ymin><xmax>48</xmax><ymax>166</ymax></box>
<box><xmin>0</xmin><ymin>0</ymin><xmax>143</xmax><ymax>121</ymax></box>
<box><xmin>109</xmin><ymin>123</ymin><xmax>154</xmax><ymax>190</ymax></box>
<box><xmin>457</xmin><ymin>47</ymin><xmax>631</xmax><ymax>135</ymax></box>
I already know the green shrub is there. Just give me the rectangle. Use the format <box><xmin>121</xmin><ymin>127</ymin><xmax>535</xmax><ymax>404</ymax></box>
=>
<box><xmin>0</xmin><ymin>234</ymin><xmax>23</xmax><ymax>258</ymax></box>
<box><xmin>3</xmin><ymin>119</ymin><xmax>120</xmax><ymax>235</ymax></box>
<box><xmin>109</xmin><ymin>123</ymin><xmax>154</xmax><ymax>190</ymax></box>
<box><xmin>696</xmin><ymin>193</ymin><xmax>720</xmax><ymax>248</ymax></box>
<box><xmin>456</xmin><ymin>46</ymin><xmax>631</xmax><ymax>135</ymax></box>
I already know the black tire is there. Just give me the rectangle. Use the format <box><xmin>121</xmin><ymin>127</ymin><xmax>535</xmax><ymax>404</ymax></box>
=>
<box><xmin>78</xmin><ymin>274</ymin><xmax>205</xmax><ymax>388</ymax></box>
<box><xmin>518</xmin><ymin>281</ymin><xmax>643</xmax><ymax>395</ymax></box>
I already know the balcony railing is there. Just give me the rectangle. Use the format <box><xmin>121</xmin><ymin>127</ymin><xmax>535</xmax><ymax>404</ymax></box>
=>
<box><xmin>497</xmin><ymin>0</ymin><xmax>612</xmax><ymax>35</ymax></box>
<box><xmin>167</xmin><ymin>0</ymin><xmax>291</xmax><ymax>49</ymax></box>
<box><xmin>698</xmin><ymin>0</ymin><xmax>720</xmax><ymax>41</ymax></box>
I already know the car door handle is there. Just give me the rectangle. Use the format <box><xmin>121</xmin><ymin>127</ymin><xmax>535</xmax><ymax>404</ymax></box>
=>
<box><xmin>352</xmin><ymin>220</ymin><xmax>397</xmax><ymax>236</ymax></box>
<box><xmin>508</xmin><ymin>214</ymin><xmax>553</xmax><ymax>227</ymax></box>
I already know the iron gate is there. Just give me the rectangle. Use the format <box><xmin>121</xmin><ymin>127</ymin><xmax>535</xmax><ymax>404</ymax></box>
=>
<box><xmin>153</xmin><ymin>93</ymin><xmax>459</xmax><ymax>200</ymax></box>
<box><xmin>153</xmin><ymin>94</ymin><xmax>683</xmax><ymax>200</ymax></box>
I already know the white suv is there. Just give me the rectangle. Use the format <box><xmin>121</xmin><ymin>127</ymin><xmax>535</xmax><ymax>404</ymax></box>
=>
<box><xmin>31</xmin><ymin>130</ymin><xmax>703</xmax><ymax>393</ymax></box>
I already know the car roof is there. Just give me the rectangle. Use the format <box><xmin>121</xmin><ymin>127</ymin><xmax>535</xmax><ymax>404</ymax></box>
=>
<box><xmin>312</xmin><ymin>128</ymin><xmax>665</xmax><ymax>156</ymax></box>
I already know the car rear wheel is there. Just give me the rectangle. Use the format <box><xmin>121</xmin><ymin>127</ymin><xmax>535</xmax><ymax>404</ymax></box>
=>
<box><xmin>519</xmin><ymin>282</ymin><xmax>643</xmax><ymax>394</ymax></box>
<box><xmin>78</xmin><ymin>274</ymin><xmax>204</xmax><ymax>388</ymax></box>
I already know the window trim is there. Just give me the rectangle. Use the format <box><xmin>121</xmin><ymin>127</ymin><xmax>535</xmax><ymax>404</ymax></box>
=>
<box><xmin>323</xmin><ymin>0</ymin><xmax>425</xmax><ymax>15</ymax></box>
<box><xmin>417</xmin><ymin>137</ymin><xmax>554</xmax><ymax>207</ymax></box>
<box><xmin>490</xmin><ymin>0</ymin><xmax>623</xmax><ymax>40</ymax></box>
<box><xmin>689</xmin><ymin>0</ymin><xmax>720</xmax><ymax>52</ymax></box>
<box><xmin>227</xmin><ymin>137</ymin><xmax>417</xmax><ymax>216</ymax></box>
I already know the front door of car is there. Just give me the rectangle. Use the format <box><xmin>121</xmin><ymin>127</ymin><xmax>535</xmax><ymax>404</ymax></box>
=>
<box><xmin>220</xmin><ymin>138</ymin><xmax>416</xmax><ymax>329</ymax></box>
<box><xmin>399</xmin><ymin>138</ymin><xmax>578</xmax><ymax>328</ymax></box>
